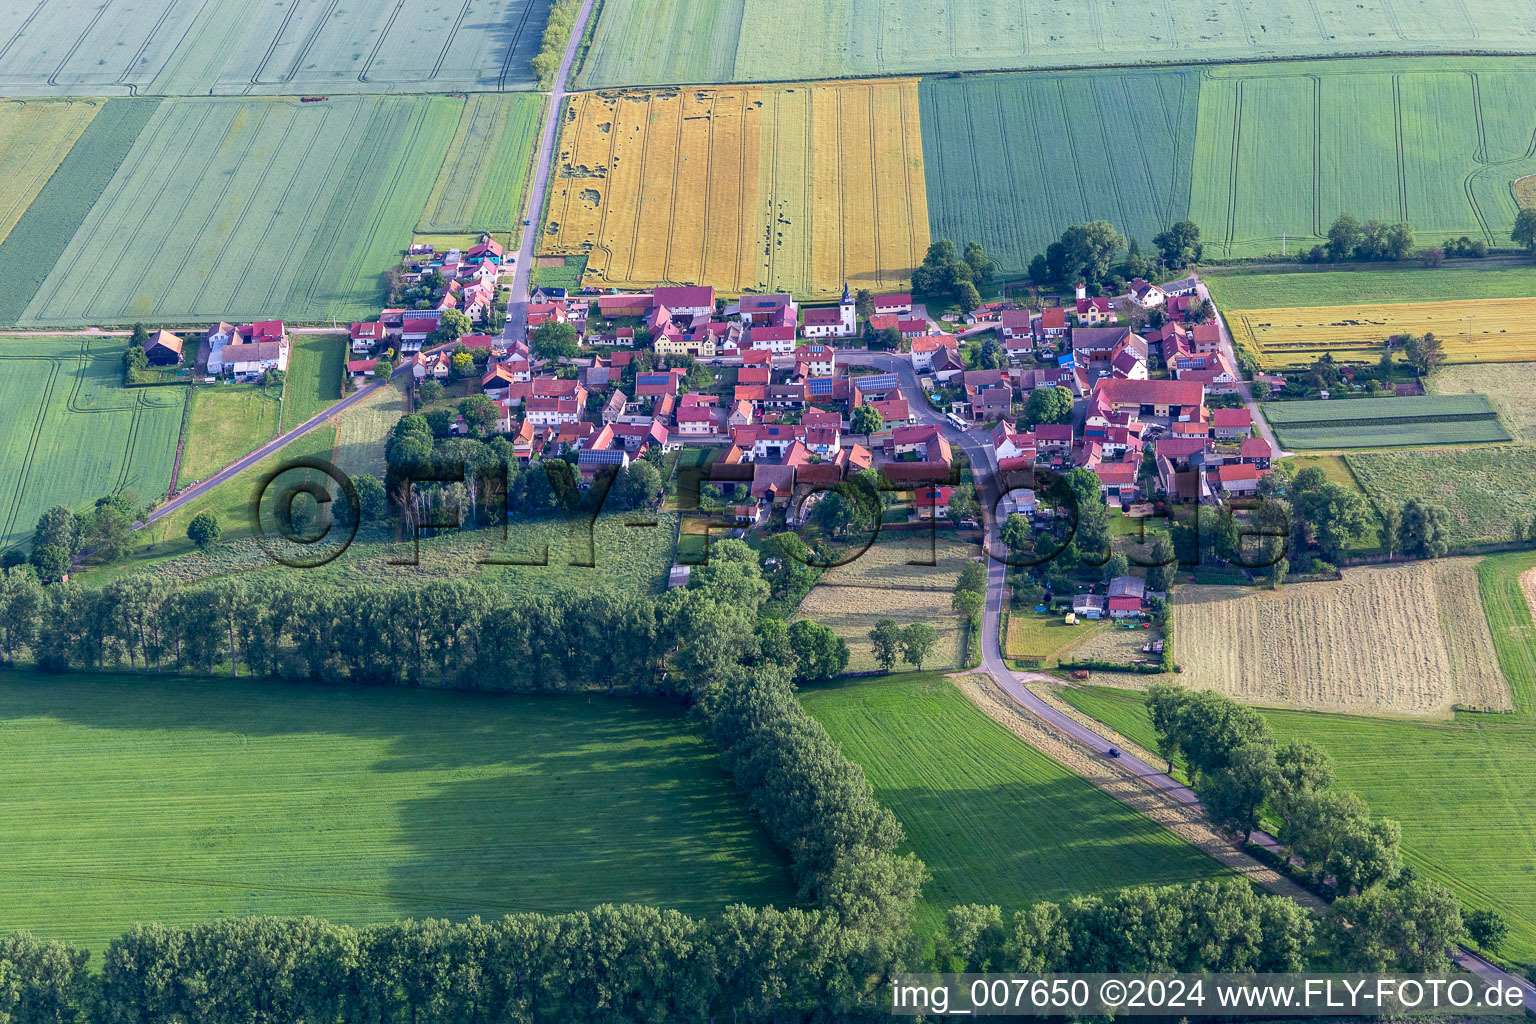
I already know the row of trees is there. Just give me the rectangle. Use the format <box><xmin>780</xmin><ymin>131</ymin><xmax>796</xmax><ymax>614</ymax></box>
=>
<box><xmin>1308</xmin><ymin>215</ymin><xmax>1416</xmax><ymax>263</ymax></box>
<box><xmin>1025</xmin><ymin>220</ymin><xmax>1202</xmax><ymax>292</ymax></box>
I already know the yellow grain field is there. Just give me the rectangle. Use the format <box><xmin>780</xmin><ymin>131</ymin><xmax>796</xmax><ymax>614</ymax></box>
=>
<box><xmin>794</xmin><ymin>585</ymin><xmax>963</xmax><ymax>673</ymax></box>
<box><xmin>1232</xmin><ymin>298</ymin><xmax>1536</xmax><ymax>368</ymax></box>
<box><xmin>543</xmin><ymin>80</ymin><xmax>929</xmax><ymax>297</ymax></box>
<box><xmin>0</xmin><ymin>99</ymin><xmax>100</xmax><ymax>245</ymax></box>
<box><xmin>1171</xmin><ymin>560</ymin><xmax>1511</xmax><ymax>718</ymax></box>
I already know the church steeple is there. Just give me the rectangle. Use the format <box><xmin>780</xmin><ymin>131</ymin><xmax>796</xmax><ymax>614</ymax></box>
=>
<box><xmin>841</xmin><ymin>281</ymin><xmax>852</xmax><ymax>305</ymax></box>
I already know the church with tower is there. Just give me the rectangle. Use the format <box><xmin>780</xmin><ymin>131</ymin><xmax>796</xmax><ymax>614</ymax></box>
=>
<box><xmin>799</xmin><ymin>282</ymin><xmax>859</xmax><ymax>340</ymax></box>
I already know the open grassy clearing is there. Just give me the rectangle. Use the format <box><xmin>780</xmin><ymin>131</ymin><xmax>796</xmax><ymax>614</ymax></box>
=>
<box><xmin>0</xmin><ymin>671</ymin><xmax>792</xmax><ymax>951</ymax></box>
<box><xmin>281</xmin><ymin>334</ymin><xmax>347</xmax><ymax>426</ymax></box>
<box><xmin>1260</xmin><ymin>394</ymin><xmax>1511</xmax><ymax>448</ymax></box>
<box><xmin>919</xmin><ymin>68</ymin><xmax>1199</xmax><ymax>275</ymax></box>
<box><xmin>1428</xmin><ymin>362</ymin><xmax>1536</xmax><ymax>441</ymax></box>
<box><xmin>1170</xmin><ymin>560</ymin><xmax>1512</xmax><ymax>717</ymax></box>
<box><xmin>0</xmin><ymin>98</ymin><xmax>159</xmax><ymax>326</ymax></box>
<box><xmin>543</xmin><ymin>80</ymin><xmax>929</xmax><ymax>297</ymax></box>
<box><xmin>576</xmin><ymin>0</ymin><xmax>1536</xmax><ymax>89</ymax></box>
<box><xmin>1235</xmin><ymin>298</ymin><xmax>1536</xmax><ymax>369</ymax></box>
<box><xmin>1345</xmin><ymin>445</ymin><xmax>1536</xmax><ymax>547</ymax></box>
<box><xmin>417</xmin><ymin>94</ymin><xmax>546</xmax><ymax>234</ymax></box>
<box><xmin>532</xmin><ymin>254</ymin><xmax>588</xmax><ymax>293</ymax></box>
<box><xmin>0</xmin><ymin>336</ymin><xmax>184</xmax><ymax>552</ymax></box>
<box><xmin>18</xmin><ymin>96</ymin><xmax>461</xmax><ymax>327</ymax></box>
<box><xmin>176</xmin><ymin>384</ymin><xmax>282</xmax><ymax>489</ymax></box>
<box><xmin>1061</xmin><ymin>551</ymin><xmax>1536</xmax><ymax>958</ymax></box>
<box><xmin>0</xmin><ymin>99</ymin><xmax>99</xmax><ymax>245</ymax></box>
<box><xmin>815</xmin><ymin>528</ymin><xmax>974</xmax><ymax>591</ymax></box>
<box><xmin>1191</xmin><ymin>59</ymin><xmax>1536</xmax><ymax>258</ymax></box>
<box><xmin>333</xmin><ymin>382</ymin><xmax>403</xmax><ymax>480</ymax></box>
<box><xmin>1206</xmin><ymin>265</ymin><xmax>1536</xmax><ymax>310</ymax></box>
<box><xmin>1006</xmin><ymin>612</ymin><xmax>1107</xmax><ymax>665</ymax></box>
<box><xmin>0</xmin><ymin>0</ymin><xmax>552</xmax><ymax>97</ymax></box>
<box><xmin>793</xmin><ymin>586</ymin><xmax>963</xmax><ymax>673</ymax></box>
<box><xmin>800</xmin><ymin>673</ymin><xmax>1232</xmax><ymax>936</ymax></box>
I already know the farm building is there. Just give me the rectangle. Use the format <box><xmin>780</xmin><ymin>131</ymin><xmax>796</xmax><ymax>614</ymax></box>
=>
<box><xmin>142</xmin><ymin>330</ymin><xmax>183</xmax><ymax>366</ymax></box>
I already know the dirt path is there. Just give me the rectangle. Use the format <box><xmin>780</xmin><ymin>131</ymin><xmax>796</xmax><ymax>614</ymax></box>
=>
<box><xmin>951</xmin><ymin>672</ymin><xmax>1326</xmax><ymax>912</ymax></box>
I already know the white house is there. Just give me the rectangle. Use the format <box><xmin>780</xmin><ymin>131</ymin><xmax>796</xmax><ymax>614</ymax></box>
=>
<box><xmin>801</xmin><ymin>284</ymin><xmax>857</xmax><ymax>340</ymax></box>
<box><xmin>748</xmin><ymin>325</ymin><xmax>796</xmax><ymax>354</ymax></box>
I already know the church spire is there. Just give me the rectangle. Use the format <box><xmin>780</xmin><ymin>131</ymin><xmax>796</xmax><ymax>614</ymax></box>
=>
<box><xmin>841</xmin><ymin>281</ymin><xmax>852</xmax><ymax>304</ymax></box>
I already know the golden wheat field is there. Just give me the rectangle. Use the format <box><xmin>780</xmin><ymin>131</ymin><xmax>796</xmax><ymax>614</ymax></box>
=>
<box><xmin>543</xmin><ymin>80</ymin><xmax>930</xmax><ymax>297</ymax></box>
<box><xmin>1232</xmin><ymin>298</ymin><xmax>1536</xmax><ymax>368</ymax></box>
<box><xmin>1171</xmin><ymin>560</ymin><xmax>1511</xmax><ymax>717</ymax></box>
<box><xmin>794</xmin><ymin>585</ymin><xmax>963</xmax><ymax>673</ymax></box>
<box><xmin>0</xmin><ymin>99</ymin><xmax>100</xmax><ymax>245</ymax></box>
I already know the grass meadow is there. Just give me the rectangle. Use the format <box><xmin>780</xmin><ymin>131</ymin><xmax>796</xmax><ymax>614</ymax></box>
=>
<box><xmin>1429</xmin><ymin>363</ymin><xmax>1536</xmax><ymax>441</ymax></box>
<box><xmin>281</xmin><ymin>335</ymin><xmax>348</xmax><ymax>426</ymax></box>
<box><xmin>0</xmin><ymin>671</ymin><xmax>793</xmax><ymax>950</ymax></box>
<box><xmin>575</xmin><ymin>0</ymin><xmax>1536</xmax><ymax>89</ymax></box>
<box><xmin>544</xmin><ymin>81</ymin><xmax>929</xmax><ymax>297</ymax></box>
<box><xmin>1345</xmin><ymin>445</ymin><xmax>1536</xmax><ymax>546</ymax></box>
<box><xmin>17</xmin><ymin>97</ymin><xmax>461</xmax><ymax>327</ymax></box>
<box><xmin>0</xmin><ymin>98</ymin><xmax>159</xmax><ymax>326</ymax></box>
<box><xmin>1059</xmin><ymin>551</ymin><xmax>1536</xmax><ymax>958</ymax></box>
<box><xmin>0</xmin><ymin>336</ymin><xmax>184</xmax><ymax>551</ymax></box>
<box><xmin>0</xmin><ymin>0</ymin><xmax>553</xmax><ymax>97</ymax></box>
<box><xmin>176</xmin><ymin>385</ymin><xmax>282</xmax><ymax>488</ymax></box>
<box><xmin>800</xmin><ymin>673</ymin><xmax>1232</xmax><ymax>937</ymax></box>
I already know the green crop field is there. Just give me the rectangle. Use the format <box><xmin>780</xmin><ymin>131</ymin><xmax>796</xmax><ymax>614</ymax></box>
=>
<box><xmin>281</xmin><ymin>334</ymin><xmax>347</xmax><ymax>426</ymax></box>
<box><xmin>418</xmin><ymin>94</ymin><xmax>545</xmax><ymax>234</ymax></box>
<box><xmin>1345</xmin><ymin>445</ymin><xmax>1536</xmax><ymax>546</ymax></box>
<box><xmin>799</xmin><ymin>674</ymin><xmax>1231</xmax><ymax>936</ymax></box>
<box><xmin>0</xmin><ymin>99</ymin><xmax>101</xmax><ymax>246</ymax></box>
<box><xmin>1261</xmin><ymin>394</ymin><xmax>1511</xmax><ymax>449</ymax></box>
<box><xmin>0</xmin><ymin>0</ymin><xmax>553</xmax><ymax>97</ymax></box>
<box><xmin>16</xmin><ymin>96</ymin><xmax>463</xmax><ymax>328</ymax></box>
<box><xmin>919</xmin><ymin>69</ymin><xmax>1200</xmax><ymax>275</ymax></box>
<box><xmin>1057</xmin><ymin>550</ymin><xmax>1536</xmax><ymax>958</ymax></box>
<box><xmin>176</xmin><ymin>385</ymin><xmax>282</xmax><ymax>489</ymax></box>
<box><xmin>0</xmin><ymin>336</ymin><xmax>185</xmax><ymax>552</ymax></box>
<box><xmin>1191</xmin><ymin>60</ymin><xmax>1536</xmax><ymax>258</ymax></box>
<box><xmin>575</xmin><ymin>0</ymin><xmax>1536</xmax><ymax>89</ymax></box>
<box><xmin>1207</xmin><ymin>265</ymin><xmax>1536</xmax><ymax>310</ymax></box>
<box><xmin>0</xmin><ymin>98</ymin><xmax>160</xmax><ymax>326</ymax></box>
<box><xmin>0</xmin><ymin>671</ymin><xmax>793</xmax><ymax>950</ymax></box>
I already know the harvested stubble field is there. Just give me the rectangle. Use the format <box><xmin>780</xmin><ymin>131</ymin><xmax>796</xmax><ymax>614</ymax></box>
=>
<box><xmin>576</xmin><ymin>0</ymin><xmax>1536</xmax><ymax>89</ymax></box>
<box><xmin>417</xmin><ymin>94</ymin><xmax>545</xmax><ymax>234</ymax></box>
<box><xmin>18</xmin><ymin>96</ymin><xmax>461</xmax><ymax>327</ymax></box>
<box><xmin>0</xmin><ymin>336</ymin><xmax>185</xmax><ymax>552</ymax></box>
<box><xmin>543</xmin><ymin>80</ymin><xmax>929</xmax><ymax>297</ymax></box>
<box><xmin>1346</xmin><ymin>445</ymin><xmax>1536</xmax><ymax>547</ymax></box>
<box><xmin>0</xmin><ymin>99</ymin><xmax>99</xmax><ymax>245</ymax></box>
<box><xmin>1428</xmin><ymin>362</ymin><xmax>1536</xmax><ymax>441</ymax></box>
<box><xmin>1260</xmin><ymin>394</ymin><xmax>1511</xmax><ymax>449</ymax></box>
<box><xmin>1062</xmin><ymin>552</ymin><xmax>1536</xmax><ymax>957</ymax></box>
<box><xmin>0</xmin><ymin>0</ymin><xmax>552</xmax><ymax>97</ymax></box>
<box><xmin>919</xmin><ymin>68</ymin><xmax>1200</xmax><ymax>275</ymax></box>
<box><xmin>0</xmin><ymin>98</ymin><xmax>159</xmax><ymax>326</ymax></box>
<box><xmin>0</xmin><ymin>672</ymin><xmax>793</xmax><ymax>950</ymax></box>
<box><xmin>793</xmin><ymin>586</ymin><xmax>963</xmax><ymax>673</ymax></box>
<box><xmin>1170</xmin><ymin>560</ymin><xmax>1512</xmax><ymax>717</ymax></box>
<box><xmin>1234</xmin><ymin>298</ymin><xmax>1536</xmax><ymax>369</ymax></box>
<box><xmin>799</xmin><ymin>673</ymin><xmax>1230</xmax><ymax>937</ymax></box>
<box><xmin>1191</xmin><ymin>59</ymin><xmax>1536</xmax><ymax>259</ymax></box>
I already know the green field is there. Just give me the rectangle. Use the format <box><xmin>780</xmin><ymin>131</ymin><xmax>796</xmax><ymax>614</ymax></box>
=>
<box><xmin>575</xmin><ymin>0</ymin><xmax>1536</xmax><ymax>89</ymax></box>
<box><xmin>0</xmin><ymin>671</ymin><xmax>793</xmax><ymax>950</ymax></box>
<box><xmin>1058</xmin><ymin>551</ymin><xmax>1536</xmax><ymax>958</ymax></box>
<box><xmin>919</xmin><ymin>69</ymin><xmax>1200</xmax><ymax>275</ymax></box>
<box><xmin>281</xmin><ymin>334</ymin><xmax>347</xmax><ymax>426</ymax></box>
<box><xmin>1262</xmin><ymin>394</ymin><xmax>1511</xmax><ymax>449</ymax></box>
<box><xmin>1345</xmin><ymin>445</ymin><xmax>1536</xmax><ymax>546</ymax></box>
<box><xmin>176</xmin><ymin>385</ymin><xmax>282</xmax><ymax>488</ymax></box>
<box><xmin>1191</xmin><ymin>60</ymin><xmax>1536</xmax><ymax>258</ymax></box>
<box><xmin>0</xmin><ymin>98</ymin><xmax>160</xmax><ymax>326</ymax></box>
<box><xmin>0</xmin><ymin>99</ymin><xmax>101</xmax><ymax>245</ymax></box>
<box><xmin>0</xmin><ymin>336</ymin><xmax>185</xmax><ymax>551</ymax></box>
<box><xmin>0</xmin><ymin>0</ymin><xmax>553</xmax><ymax>97</ymax></box>
<box><xmin>16</xmin><ymin>96</ymin><xmax>462</xmax><ymax>327</ymax></box>
<box><xmin>417</xmin><ymin>94</ymin><xmax>545</xmax><ymax>234</ymax></box>
<box><xmin>799</xmin><ymin>674</ymin><xmax>1231</xmax><ymax>935</ymax></box>
<box><xmin>1207</xmin><ymin>265</ymin><xmax>1536</xmax><ymax>311</ymax></box>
